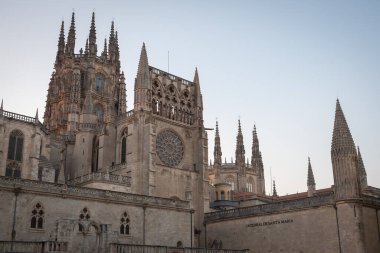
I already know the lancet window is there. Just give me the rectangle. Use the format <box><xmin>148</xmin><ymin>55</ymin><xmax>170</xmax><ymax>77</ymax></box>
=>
<box><xmin>121</xmin><ymin>128</ymin><xmax>128</xmax><ymax>164</ymax></box>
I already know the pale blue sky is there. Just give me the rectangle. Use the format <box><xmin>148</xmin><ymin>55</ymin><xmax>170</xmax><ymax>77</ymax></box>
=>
<box><xmin>0</xmin><ymin>0</ymin><xmax>379</xmax><ymax>195</ymax></box>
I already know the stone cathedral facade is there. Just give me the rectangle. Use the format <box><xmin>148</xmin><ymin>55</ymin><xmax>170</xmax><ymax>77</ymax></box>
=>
<box><xmin>0</xmin><ymin>12</ymin><xmax>380</xmax><ymax>253</ymax></box>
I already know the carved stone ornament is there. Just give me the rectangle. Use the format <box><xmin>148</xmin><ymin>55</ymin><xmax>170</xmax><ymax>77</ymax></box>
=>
<box><xmin>156</xmin><ymin>130</ymin><xmax>184</xmax><ymax>167</ymax></box>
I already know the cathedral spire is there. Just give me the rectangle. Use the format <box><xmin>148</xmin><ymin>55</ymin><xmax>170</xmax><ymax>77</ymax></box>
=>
<box><xmin>88</xmin><ymin>12</ymin><xmax>97</xmax><ymax>56</ymax></box>
<box><xmin>108</xmin><ymin>21</ymin><xmax>116</xmax><ymax>62</ymax></box>
<box><xmin>251</xmin><ymin>125</ymin><xmax>265</xmax><ymax>194</ymax></box>
<box><xmin>214</xmin><ymin>121</ymin><xmax>222</xmax><ymax>166</ymax></box>
<box><xmin>357</xmin><ymin>147</ymin><xmax>367</xmax><ymax>190</ymax></box>
<box><xmin>65</xmin><ymin>12</ymin><xmax>76</xmax><ymax>56</ymax></box>
<box><xmin>0</xmin><ymin>99</ymin><xmax>3</xmax><ymax>110</ymax></box>
<box><xmin>134</xmin><ymin>43</ymin><xmax>151</xmax><ymax>110</ymax></box>
<box><xmin>331</xmin><ymin>99</ymin><xmax>361</xmax><ymax>200</ymax></box>
<box><xmin>101</xmin><ymin>38</ymin><xmax>108</xmax><ymax>59</ymax></box>
<box><xmin>273</xmin><ymin>180</ymin><xmax>278</xmax><ymax>197</ymax></box>
<box><xmin>55</xmin><ymin>20</ymin><xmax>65</xmax><ymax>65</ymax></box>
<box><xmin>307</xmin><ymin>157</ymin><xmax>316</xmax><ymax>197</ymax></box>
<box><xmin>235</xmin><ymin>119</ymin><xmax>245</xmax><ymax>167</ymax></box>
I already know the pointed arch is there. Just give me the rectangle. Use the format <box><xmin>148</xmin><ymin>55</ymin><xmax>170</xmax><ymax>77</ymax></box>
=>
<box><xmin>120</xmin><ymin>211</ymin><xmax>130</xmax><ymax>235</ymax></box>
<box><xmin>30</xmin><ymin>203</ymin><xmax>44</xmax><ymax>229</ymax></box>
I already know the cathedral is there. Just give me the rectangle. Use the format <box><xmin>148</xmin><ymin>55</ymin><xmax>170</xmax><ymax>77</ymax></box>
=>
<box><xmin>0</xmin><ymin>12</ymin><xmax>379</xmax><ymax>253</ymax></box>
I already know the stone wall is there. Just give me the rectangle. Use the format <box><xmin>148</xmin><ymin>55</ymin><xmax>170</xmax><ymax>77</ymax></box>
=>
<box><xmin>0</xmin><ymin>176</ymin><xmax>192</xmax><ymax>252</ymax></box>
<box><xmin>206</xmin><ymin>205</ymin><xmax>341</xmax><ymax>252</ymax></box>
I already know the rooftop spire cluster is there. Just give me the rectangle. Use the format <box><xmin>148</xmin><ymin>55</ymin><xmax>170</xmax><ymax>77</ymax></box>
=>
<box><xmin>55</xmin><ymin>12</ymin><xmax>120</xmax><ymax>65</ymax></box>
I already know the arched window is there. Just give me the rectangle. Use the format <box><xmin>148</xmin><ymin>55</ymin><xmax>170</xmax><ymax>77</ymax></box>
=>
<box><xmin>79</xmin><ymin>207</ymin><xmax>90</xmax><ymax>232</ymax></box>
<box><xmin>121</xmin><ymin>128</ymin><xmax>128</xmax><ymax>164</ymax></box>
<box><xmin>120</xmin><ymin>211</ymin><xmax>130</xmax><ymax>235</ymax></box>
<box><xmin>7</xmin><ymin>130</ymin><xmax>24</xmax><ymax>161</ymax></box>
<box><xmin>5</xmin><ymin>161</ymin><xmax>21</xmax><ymax>178</ymax></box>
<box><xmin>31</xmin><ymin>203</ymin><xmax>44</xmax><ymax>229</ymax></box>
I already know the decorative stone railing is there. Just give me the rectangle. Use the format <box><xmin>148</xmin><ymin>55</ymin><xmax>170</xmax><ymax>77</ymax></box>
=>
<box><xmin>0</xmin><ymin>241</ymin><xmax>67</xmax><ymax>252</ymax></box>
<box><xmin>68</xmin><ymin>172</ymin><xmax>131</xmax><ymax>187</ymax></box>
<box><xmin>1</xmin><ymin>110</ymin><xmax>49</xmax><ymax>134</ymax></box>
<box><xmin>150</xmin><ymin>66</ymin><xmax>193</xmax><ymax>86</ymax></box>
<box><xmin>0</xmin><ymin>176</ymin><xmax>189</xmax><ymax>209</ymax></box>
<box><xmin>205</xmin><ymin>193</ymin><xmax>335</xmax><ymax>222</ymax></box>
<box><xmin>109</xmin><ymin>243</ymin><xmax>248</xmax><ymax>253</ymax></box>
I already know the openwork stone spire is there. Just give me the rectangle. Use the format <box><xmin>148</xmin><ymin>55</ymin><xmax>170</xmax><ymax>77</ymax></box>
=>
<box><xmin>307</xmin><ymin>157</ymin><xmax>316</xmax><ymax>197</ymax></box>
<box><xmin>65</xmin><ymin>12</ymin><xmax>76</xmax><ymax>56</ymax></box>
<box><xmin>56</xmin><ymin>21</ymin><xmax>65</xmax><ymax>65</ymax></box>
<box><xmin>273</xmin><ymin>180</ymin><xmax>278</xmax><ymax>197</ymax></box>
<box><xmin>108</xmin><ymin>21</ymin><xmax>116</xmax><ymax>61</ymax></box>
<box><xmin>251</xmin><ymin>125</ymin><xmax>265</xmax><ymax>194</ymax></box>
<box><xmin>357</xmin><ymin>147</ymin><xmax>367</xmax><ymax>189</ymax></box>
<box><xmin>88</xmin><ymin>12</ymin><xmax>97</xmax><ymax>56</ymax></box>
<box><xmin>213</xmin><ymin>121</ymin><xmax>222</xmax><ymax>166</ymax></box>
<box><xmin>331</xmin><ymin>99</ymin><xmax>361</xmax><ymax>200</ymax></box>
<box><xmin>235</xmin><ymin>120</ymin><xmax>245</xmax><ymax>167</ymax></box>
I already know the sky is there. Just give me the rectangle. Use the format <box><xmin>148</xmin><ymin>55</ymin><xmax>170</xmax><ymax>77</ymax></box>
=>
<box><xmin>0</xmin><ymin>0</ymin><xmax>379</xmax><ymax>195</ymax></box>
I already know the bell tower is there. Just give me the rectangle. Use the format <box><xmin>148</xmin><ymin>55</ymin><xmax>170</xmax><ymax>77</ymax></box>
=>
<box><xmin>43</xmin><ymin>13</ymin><xmax>126</xmax><ymax>179</ymax></box>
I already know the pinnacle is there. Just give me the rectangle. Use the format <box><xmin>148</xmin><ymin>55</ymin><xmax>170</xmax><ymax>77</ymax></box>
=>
<box><xmin>215</xmin><ymin>120</ymin><xmax>220</xmax><ymax>137</ymax></box>
<box><xmin>137</xmin><ymin>42</ymin><xmax>149</xmax><ymax>76</ymax></box>
<box><xmin>331</xmin><ymin>99</ymin><xmax>356</xmax><ymax>155</ymax></box>
<box><xmin>193</xmin><ymin>67</ymin><xmax>199</xmax><ymax>84</ymax></box>
<box><xmin>307</xmin><ymin>157</ymin><xmax>316</xmax><ymax>186</ymax></box>
<box><xmin>273</xmin><ymin>180</ymin><xmax>278</xmax><ymax>197</ymax></box>
<box><xmin>1</xmin><ymin>98</ymin><xmax>3</xmax><ymax>110</ymax></box>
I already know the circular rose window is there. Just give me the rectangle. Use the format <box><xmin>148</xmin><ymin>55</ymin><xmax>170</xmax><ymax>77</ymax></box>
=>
<box><xmin>156</xmin><ymin>130</ymin><xmax>184</xmax><ymax>167</ymax></box>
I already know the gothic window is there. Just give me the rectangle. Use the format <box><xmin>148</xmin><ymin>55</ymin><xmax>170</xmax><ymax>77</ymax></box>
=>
<box><xmin>5</xmin><ymin>161</ymin><xmax>21</xmax><ymax>178</ymax></box>
<box><xmin>156</xmin><ymin>130</ymin><xmax>184</xmax><ymax>167</ymax></box>
<box><xmin>79</xmin><ymin>207</ymin><xmax>90</xmax><ymax>232</ymax></box>
<box><xmin>30</xmin><ymin>203</ymin><xmax>44</xmax><ymax>229</ymax></box>
<box><xmin>95</xmin><ymin>74</ymin><xmax>105</xmax><ymax>91</ymax></box>
<box><xmin>121</xmin><ymin>128</ymin><xmax>128</xmax><ymax>164</ymax></box>
<box><xmin>120</xmin><ymin>211</ymin><xmax>130</xmax><ymax>235</ymax></box>
<box><xmin>7</xmin><ymin>130</ymin><xmax>24</xmax><ymax>161</ymax></box>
